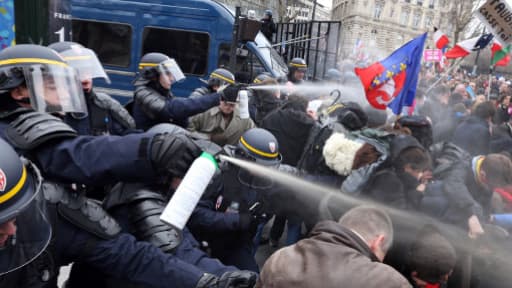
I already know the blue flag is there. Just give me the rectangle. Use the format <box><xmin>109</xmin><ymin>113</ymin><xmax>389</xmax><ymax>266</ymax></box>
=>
<box><xmin>355</xmin><ymin>33</ymin><xmax>427</xmax><ymax>114</ymax></box>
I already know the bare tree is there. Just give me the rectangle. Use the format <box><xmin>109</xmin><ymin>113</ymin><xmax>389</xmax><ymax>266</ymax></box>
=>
<box><xmin>448</xmin><ymin>0</ymin><xmax>475</xmax><ymax>43</ymax></box>
<box><xmin>447</xmin><ymin>0</ymin><xmax>493</xmax><ymax>41</ymax></box>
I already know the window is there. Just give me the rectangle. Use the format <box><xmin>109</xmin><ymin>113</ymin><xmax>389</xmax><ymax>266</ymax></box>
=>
<box><xmin>374</xmin><ymin>2</ymin><xmax>383</xmax><ymax>19</ymax></box>
<box><xmin>417</xmin><ymin>0</ymin><xmax>423</xmax><ymax>6</ymax></box>
<box><xmin>72</xmin><ymin>19</ymin><xmax>132</xmax><ymax>67</ymax></box>
<box><xmin>424</xmin><ymin>15</ymin><xmax>432</xmax><ymax>28</ymax></box>
<box><xmin>400</xmin><ymin>10</ymin><xmax>409</xmax><ymax>26</ymax></box>
<box><xmin>429</xmin><ymin>0</ymin><xmax>435</xmax><ymax>8</ymax></box>
<box><xmin>412</xmin><ymin>13</ymin><xmax>421</xmax><ymax>27</ymax></box>
<box><xmin>389</xmin><ymin>7</ymin><xmax>395</xmax><ymax>18</ymax></box>
<box><xmin>142</xmin><ymin>27</ymin><xmax>209</xmax><ymax>76</ymax></box>
<box><xmin>218</xmin><ymin>43</ymin><xmax>267</xmax><ymax>84</ymax></box>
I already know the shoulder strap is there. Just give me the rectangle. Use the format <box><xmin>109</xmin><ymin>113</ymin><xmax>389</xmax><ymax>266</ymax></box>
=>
<box><xmin>5</xmin><ymin>111</ymin><xmax>76</xmax><ymax>150</ymax></box>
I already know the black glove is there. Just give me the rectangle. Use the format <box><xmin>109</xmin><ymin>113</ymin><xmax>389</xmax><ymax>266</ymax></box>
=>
<box><xmin>195</xmin><ymin>271</ymin><xmax>258</xmax><ymax>288</ymax></box>
<box><xmin>238</xmin><ymin>202</ymin><xmax>268</xmax><ymax>234</ymax></box>
<box><xmin>249</xmin><ymin>202</ymin><xmax>269</xmax><ymax>222</ymax></box>
<box><xmin>150</xmin><ymin>133</ymin><xmax>202</xmax><ymax>177</ymax></box>
<box><xmin>220</xmin><ymin>84</ymin><xmax>245</xmax><ymax>102</ymax></box>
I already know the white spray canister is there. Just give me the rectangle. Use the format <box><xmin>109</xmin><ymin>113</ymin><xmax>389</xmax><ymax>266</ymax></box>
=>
<box><xmin>238</xmin><ymin>90</ymin><xmax>250</xmax><ymax>119</ymax></box>
<box><xmin>160</xmin><ymin>152</ymin><xmax>218</xmax><ymax>230</ymax></box>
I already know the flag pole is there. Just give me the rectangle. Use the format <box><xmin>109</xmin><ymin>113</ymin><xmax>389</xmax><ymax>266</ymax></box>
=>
<box><xmin>425</xmin><ymin>58</ymin><xmax>464</xmax><ymax>95</ymax></box>
<box><xmin>488</xmin><ymin>66</ymin><xmax>494</xmax><ymax>100</ymax></box>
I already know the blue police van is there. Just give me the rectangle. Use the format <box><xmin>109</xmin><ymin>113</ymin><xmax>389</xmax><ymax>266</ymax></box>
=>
<box><xmin>69</xmin><ymin>0</ymin><xmax>288</xmax><ymax>102</ymax></box>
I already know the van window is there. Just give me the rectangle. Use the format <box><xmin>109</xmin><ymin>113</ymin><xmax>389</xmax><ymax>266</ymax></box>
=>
<box><xmin>218</xmin><ymin>44</ymin><xmax>266</xmax><ymax>83</ymax></box>
<box><xmin>142</xmin><ymin>27</ymin><xmax>209</xmax><ymax>76</ymax></box>
<box><xmin>72</xmin><ymin>19</ymin><xmax>132</xmax><ymax>68</ymax></box>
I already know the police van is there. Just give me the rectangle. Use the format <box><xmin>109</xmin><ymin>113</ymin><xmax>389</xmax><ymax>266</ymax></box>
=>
<box><xmin>69</xmin><ymin>0</ymin><xmax>288</xmax><ymax>101</ymax></box>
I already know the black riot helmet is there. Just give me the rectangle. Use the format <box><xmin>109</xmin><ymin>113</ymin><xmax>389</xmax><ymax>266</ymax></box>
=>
<box><xmin>288</xmin><ymin>58</ymin><xmax>307</xmax><ymax>83</ymax></box>
<box><xmin>0</xmin><ymin>44</ymin><xmax>87</xmax><ymax>114</ymax></box>
<box><xmin>203</xmin><ymin>68</ymin><xmax>235</xmax><ymax>90</ymax></box>
<box><xmin>0</xmin><ymin>138</ymin><xmax>51</xmax><ymax>276</ymax></box>
<box><xmin>252</xmin><ymin>72</ymin><xmax>274</xmax><ymax>84</ymax></box>
<box><xmin>235</xmin><ymin>128</ymin><xmax>282</xmax><ymax>189</ymax></box>
<box><xmin>237</xmin><ymin>128</ymin><xmax>282</xmax><ymax>167</ymax></box>
<box><xmin>288</xmin><ymin>58</ymin><xmax>307</xmax><ymax>72</ymax></box>
<box><xmin>48</xmin><ymin>41</ymin><xmax>110</xmax><ymax>84</ymax></box>
<box><xmin>137</xmin><ymin>52</ymin><xmax>185</xmax><ymax>85</ymax></box>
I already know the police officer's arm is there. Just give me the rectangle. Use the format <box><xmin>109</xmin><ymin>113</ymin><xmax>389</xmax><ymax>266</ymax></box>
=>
<box><xmin>61</xmin><ymin>222</ymin><xmax>204</xmax><ymax>288</ymax></box>
<box><xmin>33</xmin><ymin>132</ymin><xmax>200</xmax><ymax>186</ymax></box>
<box><xmin>163</xmin><ymin>93</ymin><xmax>220</xmax><ymax>121</ymax></box>
<box><xmin>162</xmin><ymin>85</ymin><xmax>241</xmax><ymax>122</ymax></box>
<box><xmin>188</xmin><ymin>199</ymin><xmax>242</xmax><ymax>232</ymax></box>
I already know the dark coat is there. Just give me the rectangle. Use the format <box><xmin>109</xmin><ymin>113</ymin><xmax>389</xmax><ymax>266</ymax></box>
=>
<box><xmin>493</xmin><ymin>105</ymin><xmax>510</xmax><ymax>125</ymax></box>
<box><xmin>260</xmin><ymin>18</ymin><xmax>276</xmax><ymax>41</ymax></box>
<box><xmin>452</xmin><ymin>116</ymin><xmax>491</xmax><ymax>156</ymax></box>
<box><xmin>260</xmin><ymin>108</ymin><xmax>315</xmax><ymax>166</ymax></box>
<box><xmin>132</xmin><ymin>83</ymin><xmax>220</xmax><ymax>130</ymax></box>
<box><xmin>256</xmin><ymin>221</ymin><xmax>411</xmax><ymax>288</ymax></box>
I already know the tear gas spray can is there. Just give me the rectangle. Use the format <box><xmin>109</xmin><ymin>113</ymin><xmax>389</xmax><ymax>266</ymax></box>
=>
<box><xmin>160</xmin><ymin>152</ymin><xmax>218</xmax><ymax>230</ymax></box>
<box><xmin>238</xmin><ymin>90</ymin><xmax>250</xmax><ymax>119</ymax></box>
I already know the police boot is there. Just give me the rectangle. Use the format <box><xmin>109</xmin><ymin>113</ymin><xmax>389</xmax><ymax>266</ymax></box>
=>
<box><xmin>195</xmin><ymin>271</ymin><xmax>257</xmax><ymax>288</ymax></box>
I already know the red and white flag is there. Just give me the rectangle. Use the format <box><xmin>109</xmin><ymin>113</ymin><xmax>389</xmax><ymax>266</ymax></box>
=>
<box><xmin>444</xmin><ymin>34</ymin><xmax>494</xmax><ymax>59</ymax></box>
<box><xmin>433</xmin><ymin>27</ymin><xmax>449</xmax><ymax>50</ymax></box>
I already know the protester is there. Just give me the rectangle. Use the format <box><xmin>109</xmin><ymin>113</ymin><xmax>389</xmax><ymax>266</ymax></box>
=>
<box><xmin>188</xmin><ymin>88</ymin><xmax>255</xmax><ymax>146</ymax></box>
<box><xmin>256</xmin><ymin>206</ymin><xmax>411</xmax><ymax>288</ymax></box>
<box><xmin>452</xmin><ymin>101</ymin><xmax>495</xmax><ymax>156</ymax></box>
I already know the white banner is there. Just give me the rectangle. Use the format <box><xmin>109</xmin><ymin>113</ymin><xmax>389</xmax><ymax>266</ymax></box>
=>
<box><xmin>476</xmin><ymin>0</ymin><xmax>512</xmax><ymax>45</ymax></box>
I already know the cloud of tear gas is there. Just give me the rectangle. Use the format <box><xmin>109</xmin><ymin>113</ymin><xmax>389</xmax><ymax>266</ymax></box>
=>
<box><xmin>219</xmin><ymin>154</ymin><xmax>512</xmax><ymax>284</ymax></box>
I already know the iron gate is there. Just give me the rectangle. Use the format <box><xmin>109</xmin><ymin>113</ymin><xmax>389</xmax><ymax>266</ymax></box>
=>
<box><xmin>273</xmin><ymin>21</ymin><xmax>342</xmax><ymax>81</ymax></box>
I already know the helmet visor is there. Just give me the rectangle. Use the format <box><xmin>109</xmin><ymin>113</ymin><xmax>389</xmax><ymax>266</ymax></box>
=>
<box><xmin>158</xmin><ymin>59</ymin><xmax>185</xmax><ymax>84</ymax></box>
<box><xmin>0</xmin><ymin>162</ymin><xmax>51</xmax><ymax>276</ymax></box>
<box><xmin>60</xmin><ymin>47</ymin><xmax>111</xmax><ymax>84</ymax></box>
<box><xmin>238</xmin><ymin>167</ymin><xmax>275</xmax><ymax>189</ymax></box>
<box><xmin>24</xmin><ymin>64</ymin><xmax>87</xmax><ymax>114</ymax></box>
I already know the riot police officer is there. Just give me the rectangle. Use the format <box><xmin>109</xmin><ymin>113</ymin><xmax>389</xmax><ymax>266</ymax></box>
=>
<box><xmin>287</xmin><ymin>57</ymin><xmax>307</xmax><ymax>84</ymax></box>
<box><xmin>48</xmin><ymin>41</ymin><xmax>136</xmax><ymax>136</ymax></box>
<box><xmin>189</xmin><ymin>128</ymin><xmax>282</xmax><ymax>271</ymax></box>
<box><xmin>0</xmin><ymin>44</ymin><xmax>198</xmax><ymax>186</ymax></box>
<box><xmin>190</xmin><ymin>68</ymin><xmax>236</xmax><ymax>98</ymax></box>
<box><xmin>0</xmin><ymin>138</ymin><xmax>257</xmax><ymax>288</ymax></box>
<box><xmin>132</xmin><ymin>52</ymin><xmax>240</xmax><ymax>130</ymax></box>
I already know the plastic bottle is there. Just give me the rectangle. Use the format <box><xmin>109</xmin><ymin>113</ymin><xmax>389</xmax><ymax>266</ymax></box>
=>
<box><xmin>160</xmin><ymin>152</ymin><xmax>218</xmax><ymax>230</ymax></box>
<box><xmin>238</xmin><ymin>90</ymin><xmax>250</xmax><ymax>119</ymax></box>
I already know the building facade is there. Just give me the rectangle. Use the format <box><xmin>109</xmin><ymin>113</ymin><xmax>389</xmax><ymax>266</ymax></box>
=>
<box><xmin>332</xmin><ymin>0</ymin><xmax>454</xmax><ymax>62</ymax></box>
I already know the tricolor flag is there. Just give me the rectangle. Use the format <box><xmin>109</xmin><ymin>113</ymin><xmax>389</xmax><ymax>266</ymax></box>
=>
<box><xmin>491</xmin><ymin>41</ymin><xmax>511</xmax><ymax>67</ymax></box>
<box><xmin>445</xmin><ymin>33</ymin><xmax>494</xmax><ymax>59</ymax></box>
<box><xmin>355</xmin><ymin>33</ymin><xmax>427</xmax><ymax>114</ymax></box>
<box><xmin>433</xmin><ymin>27</ymin><xmax>449</xmax><ymax>51</ymax></box>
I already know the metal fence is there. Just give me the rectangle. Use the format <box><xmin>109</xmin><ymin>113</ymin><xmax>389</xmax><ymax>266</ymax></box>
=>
<box><xmin>273</xmin><ymin>21</ymin><xmax>342</xmax><ymax>80</ymax></box>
